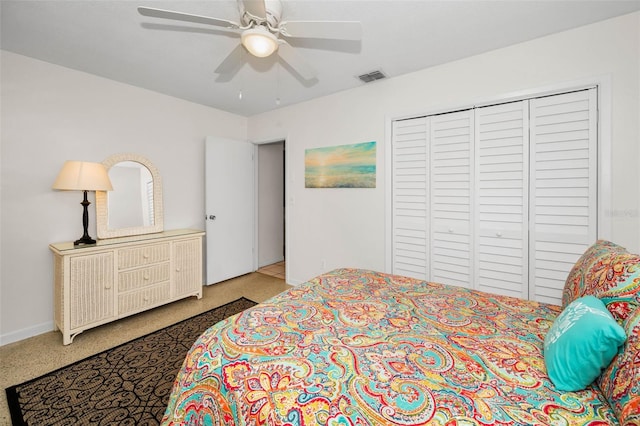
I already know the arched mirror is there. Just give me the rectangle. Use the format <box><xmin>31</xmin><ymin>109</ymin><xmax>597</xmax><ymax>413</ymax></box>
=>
<box><xmin>96</xmin><ymin>153</ymin><xmax>163</xmax><ymax>239</ymax></box>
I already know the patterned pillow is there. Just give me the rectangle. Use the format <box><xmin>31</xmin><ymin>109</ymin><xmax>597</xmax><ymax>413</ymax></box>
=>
<box><xmin>562</xmin><ymin>240</ymin><xmax>640</xmax><ymax>322</ymax></box>
<box><xmin>596</xmin><ymin>307</ymin><xmax>640</xmax><ymax>425</ymax></box>
<box><xmin>562</xmin><ymin>240</ymin><xmax>624</xmax><ymax>308</ymax></box>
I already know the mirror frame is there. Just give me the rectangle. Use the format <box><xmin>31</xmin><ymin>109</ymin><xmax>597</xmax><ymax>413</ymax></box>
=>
<box><xmin>96</xmin><ymin>153</ymin><xmax>164</xmax><ymax>239</ymax></box>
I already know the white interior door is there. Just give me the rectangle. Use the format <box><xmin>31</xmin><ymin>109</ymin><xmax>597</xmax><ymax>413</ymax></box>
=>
<box><xmin>529</xmin><ymin>88</ymin><xmax>598</xmax><ymax>304</ymax></box>
<box><xmin>429</xmin><ymin>110</ymin><xmax>474</xmax><ymax>288</ymax></box>
<box><xmin>474</xmin><ymin>100</ymin><xmax>529</xmax><ymax>299</ymax></box>
<box><xmin>205</xmin><ymin>136</ymin><xmax>255</xmax><ymax>285</ymax></box>
<box><xmin>391</xmin><ymin>117</ymin><xmax>429</xmax><ymax>280</ymax></box>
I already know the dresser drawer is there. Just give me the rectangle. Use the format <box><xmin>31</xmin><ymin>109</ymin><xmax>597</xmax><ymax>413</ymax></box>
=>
<box><xmin>118</xmin><ymin>262</ymin><xmax>170</xmax><ymax>292</ymax></box>
<box><xmin>118</xmin><ymin>282</ymin><xmax>170</xmax><ymax>316</ymax></box>
<box><xmin>118</xmin><ymin>243</ymin><xmax>170</xmax><ymax>270</ymax></box>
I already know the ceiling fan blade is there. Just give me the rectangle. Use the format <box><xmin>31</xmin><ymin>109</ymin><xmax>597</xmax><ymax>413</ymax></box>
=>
<box><xmin>280</xmin><ymin>21</ymin><xmax>362</xmax><ymax>41</ymax></box>
<box><xmin>138</xmin><ymin>7</ymin><xmax>240</xmax><ymax>29</ymax></box>
<box><xmin>215</xmin><ymin>44</ymin><xmax>246</xmax><ymax>75</ymax></box>
<box><xmin>241</xmin><ymin>0</ymin><xmax>267</xmax><ymax>19</ymax></box>
<box><xmin>277</xmin><ymin>41</ymin><xmax>316</xmax><ymax>81</ymax></box>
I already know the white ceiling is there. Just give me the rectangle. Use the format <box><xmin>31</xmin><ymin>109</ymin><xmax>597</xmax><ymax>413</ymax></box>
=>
<box><xmin>2</xmin><ymin>0</ymin><xmax>640</xmax><ymax>117</ymax></box>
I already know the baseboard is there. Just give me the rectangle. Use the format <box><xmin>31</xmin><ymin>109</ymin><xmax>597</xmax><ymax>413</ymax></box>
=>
<box><xmin>287</xmin><ymin>276</ymin><xmax>305</xmax><ymax>286</ymax></box>
<box><xmin>0</xmin><ymin>320</ymin><xmax>54</xmax><ymax>346</ymax></box>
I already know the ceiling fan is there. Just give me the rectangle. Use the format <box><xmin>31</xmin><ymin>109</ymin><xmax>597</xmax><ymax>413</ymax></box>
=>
<box><xmin>138</xmin><ymin>0</ymin><xmax>362</xmax><ymax>80</ymax></box>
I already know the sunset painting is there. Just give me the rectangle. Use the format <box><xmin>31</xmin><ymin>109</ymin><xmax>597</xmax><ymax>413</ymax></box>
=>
<box><xmin>305</xmin><ymin>141</ymin><xmax>376</xmax><ymax>188</ymax></box>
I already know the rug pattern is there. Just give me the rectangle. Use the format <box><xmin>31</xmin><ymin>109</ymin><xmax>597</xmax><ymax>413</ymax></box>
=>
<box><xmin>6</xmin><ymin>297</ymin><xmax>257</xmax><ymax>426</ymax></box>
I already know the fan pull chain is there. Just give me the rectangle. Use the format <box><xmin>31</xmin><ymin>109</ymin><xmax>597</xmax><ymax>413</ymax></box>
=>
<box><xmin>239</xmin><ymin>48</ymin><xmax>245</xmax><ymax>101</ymax></box>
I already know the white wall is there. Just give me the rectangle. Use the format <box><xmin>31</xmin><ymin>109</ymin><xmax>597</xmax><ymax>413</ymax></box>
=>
<box><xmin>248</xmin><ymin>12</ymin><xmax>640</xmax><ymax>285</ymax></box>
<box><xmin>0</xmin><ymin>51</ymin><xmax>247</xmax><ymax>344</ymax></box>
<box><xmin>257</xmin><ymin>142</ymin><xmax>284</xmax><ymax>267</ymax></box>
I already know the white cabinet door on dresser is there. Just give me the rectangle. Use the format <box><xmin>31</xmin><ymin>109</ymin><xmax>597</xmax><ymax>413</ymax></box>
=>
<box><xmin>50</xmin><ymin>229</ymin><xmax>204</xmax><ymax>344</ymax></box>
<box><xmin>68</xmin><ymin>252</ymin><xmax>116</xmax><ymax>330</ymax></box>
<box><xmin>173</xmin><ymin>237</ymin><xmax>203</xmax><ymax>298</ymax></box>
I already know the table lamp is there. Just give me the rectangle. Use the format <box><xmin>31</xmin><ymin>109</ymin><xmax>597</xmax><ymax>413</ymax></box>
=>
<box><xmin>52</xmin><ymin>161</ymin><xmax>113</xmax><ymax>245</ymax></box>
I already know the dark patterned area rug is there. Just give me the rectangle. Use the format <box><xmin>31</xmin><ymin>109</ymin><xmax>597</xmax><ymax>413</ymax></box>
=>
<box><xmin>6</xmin><ymin>297</ymin><xmax>257</xmax><ymax>426</ymax></box>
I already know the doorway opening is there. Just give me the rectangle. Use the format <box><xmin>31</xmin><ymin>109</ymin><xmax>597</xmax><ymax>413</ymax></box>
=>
<box><xmin>256</xmin><ymin>140</ymin><xmax>286</xmax><ymax>281</ymax></box>
<box><xmin>257</xmin><ymin>261</ymin><xmax>285</xmax><ymax>279</ymax></box>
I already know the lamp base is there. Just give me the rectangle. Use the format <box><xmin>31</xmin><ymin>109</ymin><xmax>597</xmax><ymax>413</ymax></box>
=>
<box><xmin>74</xmin><ymin>190</ymin><xmax>96</xmax><ymax>246</ymax></box>
<box><xmin>74</xmin><ymin>236</ymin><xmax>96</xmax><ymax>246</ymax></box>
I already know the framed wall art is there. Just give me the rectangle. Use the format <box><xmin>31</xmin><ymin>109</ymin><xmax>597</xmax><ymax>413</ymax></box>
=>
<box><xmin>305</xmin><ymin>141</ymin><xmax>376</xmax><ymax>188</ymax></box>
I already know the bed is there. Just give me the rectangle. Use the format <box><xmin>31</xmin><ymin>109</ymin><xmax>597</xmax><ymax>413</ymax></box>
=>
<box><xmin>162</xmin><ymin>240</ymin><xmax>640</xmax><ymax>425</ymax></box>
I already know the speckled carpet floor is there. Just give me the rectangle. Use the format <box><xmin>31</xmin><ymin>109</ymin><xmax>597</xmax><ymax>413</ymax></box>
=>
<box><xmin>6</xmin><ymin>297</ymin><xmax>257</xmax><ymax>426</ymax></box>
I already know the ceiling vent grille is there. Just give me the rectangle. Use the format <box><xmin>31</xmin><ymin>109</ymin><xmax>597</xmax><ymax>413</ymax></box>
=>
<box><xmin>357</xmin><ymin>70</ymin><xmax>387</xmax><ymax>83</ymax></box>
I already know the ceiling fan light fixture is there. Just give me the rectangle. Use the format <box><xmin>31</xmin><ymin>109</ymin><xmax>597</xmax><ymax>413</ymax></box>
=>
<box><xmin>241</xmin><ymin>27</ymin><xmax>278</xmax><ymax>58</ymax></box>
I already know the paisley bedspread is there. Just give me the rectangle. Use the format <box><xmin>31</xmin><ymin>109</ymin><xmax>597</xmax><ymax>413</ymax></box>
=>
<box><xmin>162</xmin><ymin>268</ymin><xmax>618</xmax><ymax>425</ymax></box>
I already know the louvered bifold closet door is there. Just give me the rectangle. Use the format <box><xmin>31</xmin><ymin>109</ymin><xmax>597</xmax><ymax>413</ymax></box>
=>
<box><xmin>474</xmin><ymin>101</ymin><xmax>529</xmax><ymax>299</ymax></box>
<box><xmin>392</xmin><ymin>117</ymin><xmax>429</xmax><ymax>280</ymax></box>
<box><xmin>429</xmin><ymin>110</ymin><xmax>474</xmax><ymax>288</ymax></box>
<box><xmin>529</xmin><ymin>88</ymin><xmax>598</xmax><ymax>304</ymax></box>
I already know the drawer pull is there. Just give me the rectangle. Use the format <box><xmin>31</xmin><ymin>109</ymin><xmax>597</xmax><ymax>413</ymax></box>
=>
<box><xmin>144</xmin><ymin>275</ymin><xmax>150</xmax><ymax>280</ymax></box>
<box><xmin>105</xmin><ymin>284</ymin><xmax>112</xmax><ymax>289</ymax></box>
<box><xmin>496</xmin><ymin>232</ymin><xmax>503</xmax><ymax>237</ymax></box>
<box><xmin>143</xmin><ymin>296</ymin><xmax>150</xmax><ymax>301</ymax></box>
<box><xmin>176</xmin><ymin>268</ymin><xmax>181</xmax><ymax>272</ymax></box>
<box><xmin>143</xmin><ymin>254</ymin><xmax>150</xmax><ymax>259</ymax></box>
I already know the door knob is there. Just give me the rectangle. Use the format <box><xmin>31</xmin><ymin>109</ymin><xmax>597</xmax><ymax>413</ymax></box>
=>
<box><xmin>208</xmin><ymin>215</ymin><xmax>216</xmax><ymax>220</ymax></box>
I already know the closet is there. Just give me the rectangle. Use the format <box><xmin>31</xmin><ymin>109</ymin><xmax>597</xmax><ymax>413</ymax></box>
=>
<box><xmin>391</xmin><ymin>88</ymin><xmax>597</xmax><ymax>305</ymax></box>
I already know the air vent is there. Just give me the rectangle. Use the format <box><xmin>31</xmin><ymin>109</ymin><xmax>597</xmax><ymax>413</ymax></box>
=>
<box><xmin>357</xmin><ymin>70</ymin><xmax>387</xmax><ymax>83</ymax></box>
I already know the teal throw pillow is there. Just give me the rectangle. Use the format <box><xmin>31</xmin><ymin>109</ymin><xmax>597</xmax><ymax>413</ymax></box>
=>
<box><xmin>544</xmin><ymin>295</ymin><xmax>626</xmax><ymax>392</ymax></box>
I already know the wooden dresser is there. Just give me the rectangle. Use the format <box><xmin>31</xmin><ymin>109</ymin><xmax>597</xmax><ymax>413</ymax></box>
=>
<box><xmin>50</xmin><ymin>229</ymin><xmax>204</xmax><ymax>344</ymax></box>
